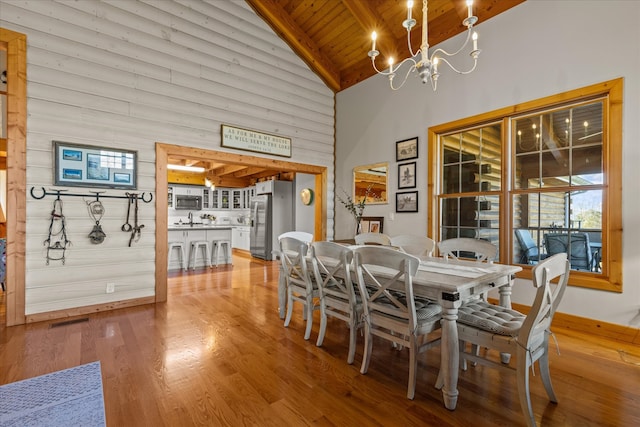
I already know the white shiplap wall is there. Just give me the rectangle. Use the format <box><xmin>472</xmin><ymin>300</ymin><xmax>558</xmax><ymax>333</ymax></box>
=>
<box><xmin>0</xmin><ymin>0</ymin><xmax>335</xmax><ymax>315</ymax></box>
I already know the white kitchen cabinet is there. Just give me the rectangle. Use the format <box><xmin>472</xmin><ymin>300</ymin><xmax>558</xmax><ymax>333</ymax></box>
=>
<box><xmin>220</xmin><ymin>189</ymin><xmax>230</xmax><ymax>209</ymax></box>
<box><xmin>232</xmin><ymin>226</ymin><xmax>250</xmax><ymax>251</ymax></box>
<box><xmin>232</xmin><ymin>189</ymin><xmax>242</xmax><ymax>209</ymax></box>
<box><xmin>243</xmin><ymin>186</ymin><xmax>255</xmax><ymax>208</ymax></box>
<box><xmin>173</xmin><ymin>185</ymin><xmax>203</xmax><ymax>197</ymax></box>
<box><xmin>207</xmin><ymin>187</ymin><xmax>255</xmax><ymax>209</ymax></box>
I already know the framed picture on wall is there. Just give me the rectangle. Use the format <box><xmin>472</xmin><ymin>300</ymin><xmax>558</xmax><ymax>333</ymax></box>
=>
<box><xmin>361</xmin><ymin>216</ymin><xmax>384</xmax><ymax>233</ymax></box>
<box><xmin>396</xmin><ymin>191</ymin><xmax>418</xmax><ymax>213</ymax></box>
<box><xmin>54</xmin><ymin>141</ymin><xmax>138</xmax><ymax>189</ymax></box>
<box><xmin>396</xmin><ymin>137</ymin><xmax>418</xmax><ymax>161</ymax></box>
<box><xmin>398</xmin><ymin>162</ymin><xmax>416</xmax><ymax>189</ymax></box>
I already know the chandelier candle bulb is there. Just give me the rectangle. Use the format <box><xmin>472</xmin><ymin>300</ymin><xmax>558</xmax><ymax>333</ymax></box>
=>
<box><xmin>407</xmin><ymin>1</ymin><xmax>413</xmax><ymax>20</ymax></box>
<box><xmin>467</xmin><ymin>0</ymin><xmax>473</xmax><ymax>19</ymax></box>
<box><xmin>473</xmin><ymin>32</ymin><xmax>478</xmax><ymax>51</ymax></box>
<box><xmin>371</xmin><ymin>31</ymin><xmax>377</xmax><ymax>52</ymax></box>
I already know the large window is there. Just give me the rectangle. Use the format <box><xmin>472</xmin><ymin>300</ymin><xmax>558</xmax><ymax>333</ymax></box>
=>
<box><xmin>428</xmin><ymin>79</ymin><xmax>623</xmax><ymax>292</ymax></box>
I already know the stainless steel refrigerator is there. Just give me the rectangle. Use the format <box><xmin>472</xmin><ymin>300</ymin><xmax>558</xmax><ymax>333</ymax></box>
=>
<box><xmin>250</xmin><ymin>180</ymin><xmax>293</xmax><ymax>260</ymax></box>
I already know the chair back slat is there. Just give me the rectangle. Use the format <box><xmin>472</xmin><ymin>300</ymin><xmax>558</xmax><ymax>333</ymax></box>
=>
<box><xmin>310</xmin><ymin>241</ymin><xmax>355</xmax><ymax>304</ymax></box>
<box><xmin>354</xmin><ymin>246</ymin><xmax>420</xmax><ymax>326</ymax></box>
<box><xmin>390</xmin><ymin>235</ymin><xmax>436</xmax><ymax>257</ymax></box>
<box><xmin>438</xmin><ymin>237</ymin><xmax>497</xmax><ymax>263</ymax></box>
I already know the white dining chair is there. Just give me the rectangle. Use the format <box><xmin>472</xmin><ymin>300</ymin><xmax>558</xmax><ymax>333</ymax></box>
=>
<box><xmin>438</xmin><ymin>237</ymin><xmax>499</xmax><ymax>365</ymax></box>
<box><xmin>310</xmin><ymin>241</ymin><xmax>361</xmax><ymax>364</ymax></box>
<box><xmin>445</xmin><ymin>253</ymin><xmax>570</xmax><ymax>427</ymax></box>
<box><xmin>353</xmin><ymin>246</ymin><xmax>442</xmax><ymax>399</ymax></box>
<box><xmin>438</xmin><ymin>237</ymin><xmax>497</xmax><ymax>263</ymax></box>
<box><xmin>354</xmin><ymin>232</ymin><xmax>391</xmax><ymax>246</ymax></box>
<box><xmin>278</xmin><ymin>231</ymin><xmax>313</xmax><ymax>244</ymax></box>
<box><xmin>280</xmin><ymin>236</ymin><xmax>319</xmax><ymax>340</ymax></box>
<box><xmin>390</xmin><ymin>235</ymin><xmax>436</xmax><ymax>257</ymax></box>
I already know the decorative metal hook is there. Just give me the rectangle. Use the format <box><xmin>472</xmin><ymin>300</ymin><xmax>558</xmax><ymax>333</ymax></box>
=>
<box><xmin>30</xmin><ymin>186</ymin><xmax>47</xmax><ymax>200</ymax></box>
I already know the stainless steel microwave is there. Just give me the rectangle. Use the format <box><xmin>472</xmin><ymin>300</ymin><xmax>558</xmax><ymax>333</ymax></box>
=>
<box><xmin>175</xmin><ymin>195</ymin><xmax>202</xmax><ymax>210</ymax></box>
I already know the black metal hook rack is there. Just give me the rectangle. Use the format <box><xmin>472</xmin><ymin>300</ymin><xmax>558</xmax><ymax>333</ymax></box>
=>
<box><xmin>30</xmin><ymin>186</ymin><xmax>153</xmax><ymax>203</ymax></box>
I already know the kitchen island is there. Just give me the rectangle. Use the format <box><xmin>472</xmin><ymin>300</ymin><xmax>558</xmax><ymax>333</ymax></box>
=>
<box><xmin>168</xmin><ymin>225</ymin><xmax>233</xmax><ymax>270</ymax></box>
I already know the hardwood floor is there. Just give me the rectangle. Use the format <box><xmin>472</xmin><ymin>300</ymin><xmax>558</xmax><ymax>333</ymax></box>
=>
<box><xmin>1</xmin><ymin>253</ymin><xmax>639</xmax><ymax>426</ymax></box>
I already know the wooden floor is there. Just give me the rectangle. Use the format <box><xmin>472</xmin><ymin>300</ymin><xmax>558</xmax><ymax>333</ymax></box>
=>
<box><xmin>1</xmin><ymin>253</ymin><xmax>639</xmax><ymax>426</ymax></box>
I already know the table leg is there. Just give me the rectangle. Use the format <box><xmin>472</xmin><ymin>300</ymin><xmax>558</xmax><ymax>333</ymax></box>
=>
<box><xmin>440</xmin><ymin>306</ymin><xmax>460</xmax><ymax>410</ymax></box>
<box><xmin>498</xmin><ymin>280</ymin><xmax>513</xmax><ymax>309</ymax></box>
<box><xmin>278</xmin><ymin>263</ymin><xmax>286</xmax><ymax>319</ymax></box>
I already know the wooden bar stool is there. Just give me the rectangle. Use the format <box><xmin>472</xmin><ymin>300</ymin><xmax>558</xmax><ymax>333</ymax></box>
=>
<box><xmin>168</xmin><ymin>241</ymin><xmax>187</xmax><ymax>271</ymax></box>
<box><xmin>211</xmin><ymin>239</ymin><xmax>232</xmax><ymax>266</ymax></box>
<box><xmin>188</xmin><ymin>240</ymin><xmax>211</xmax><ymax>269</ymax></box>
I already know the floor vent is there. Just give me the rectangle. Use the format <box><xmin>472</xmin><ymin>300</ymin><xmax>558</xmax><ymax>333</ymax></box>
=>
<box><xmin>49</xmin><ymin>317</ymin><xmax>89</xmax><ymax>328</ymax></box>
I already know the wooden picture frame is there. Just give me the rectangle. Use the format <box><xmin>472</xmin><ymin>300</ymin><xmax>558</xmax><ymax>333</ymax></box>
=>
<box><xmin>396</xmin><ymin>191</ymin><xmax>418</xmax><ymax>213</ymax></box>
<box><xmin>360</xmin><ymin>216</ymin><xmax>384</xmax><ymax>233</ymax></box>
<box><xmin>54</xmin><ymin>141</ymin><xmax>137</xmax><ymax>189</ymax></box>
<box><xmin>398</xmin><ymin>162</ymin><xmax>416</xmax><ymax>189</ymax></box>
<box><xmin>396</xmin><ymin>137</ymin><xmax>418</xmax><ymax>161</ymax></box>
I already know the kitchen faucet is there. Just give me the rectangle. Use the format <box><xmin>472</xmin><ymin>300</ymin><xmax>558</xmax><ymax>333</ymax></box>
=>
<box><xmin>188</xmin><ymin>211</ymin><xmax>193</xmax><ymax>225</ymax></box>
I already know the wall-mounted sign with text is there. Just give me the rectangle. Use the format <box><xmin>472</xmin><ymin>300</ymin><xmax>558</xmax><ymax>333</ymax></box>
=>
<box><xmin>221</xmin><ymin>125</ymin><xmax>291</xmax><ymax>158</ymax></box>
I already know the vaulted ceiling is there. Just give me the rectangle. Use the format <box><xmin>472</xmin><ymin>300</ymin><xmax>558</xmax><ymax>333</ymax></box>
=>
<box><xmin>246</xmin><ymin>0</ymin><xmax>525</xmax><ymax>92</ymax></box>
<box><xmin>170</xmin><ymin>0</ymin><xmax>526</xmax><ymax>185</ymax></box>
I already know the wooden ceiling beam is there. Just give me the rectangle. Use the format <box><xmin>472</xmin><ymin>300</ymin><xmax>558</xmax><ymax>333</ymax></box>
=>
<box><xmin>214</xmin><ymin>164</ymin><xmax>247</xmax><ymax>176</ymax></box>
<box><xmin>233</xmin><ymin>166</ymin><xmax>266</xmax><ymax>178</ymax></box>
<box><xmin>209</xmin><ymin>175</ymin><xmax>251</xmax><ymax>188</ymax></box>
<box><xmin>245</xmin><ymin>0</ymin><xmax>341</xmax><ymax>92</ymax></box>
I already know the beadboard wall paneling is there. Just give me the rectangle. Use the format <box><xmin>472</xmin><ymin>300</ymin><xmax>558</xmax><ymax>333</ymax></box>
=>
<box><xmin>1</xmin><ymin>0</ymin><xmax>335</xmax><ymax>316</ymax></box>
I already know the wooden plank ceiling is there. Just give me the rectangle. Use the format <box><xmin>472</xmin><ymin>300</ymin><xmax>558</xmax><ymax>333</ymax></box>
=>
<box><xmin>245</xmin><ymin>0</ymin><xmax>525</xmax><ymax>92</ymax></box>
<box><xmin>170</xmin><ymin>0</ymin><xmax>525</xmax><ymax>185</ymax></box>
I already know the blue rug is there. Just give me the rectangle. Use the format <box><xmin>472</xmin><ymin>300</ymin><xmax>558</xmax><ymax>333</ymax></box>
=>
<box><xmin>0</xmin><ymin>361</ymin><xmax>106</xmax><ymax>426</ymax></box>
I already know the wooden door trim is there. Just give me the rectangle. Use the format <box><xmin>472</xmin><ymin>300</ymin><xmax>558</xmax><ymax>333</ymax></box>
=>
<box><xmin>1</xmin><ymin>28</ymin><xmax>27</xmax><ymax>326</ymax></box>
<box><xmin>155</xmin><ymin>142</ymin><xmax>327</xmax><ymax>302</ymax></box>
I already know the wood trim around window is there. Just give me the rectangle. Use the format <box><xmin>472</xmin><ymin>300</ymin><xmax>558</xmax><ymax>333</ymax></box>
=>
<box><xmin>428</xmin><ymin>78</ymin><xmax>623</xmax><ymax>292</ymax></box>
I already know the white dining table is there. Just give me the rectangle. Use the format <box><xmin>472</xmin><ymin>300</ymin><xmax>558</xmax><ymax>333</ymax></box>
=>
<box><xmin>274</xmin><ymin>246</ymin><xmax>522</xmax><ymax>410</ymax></box>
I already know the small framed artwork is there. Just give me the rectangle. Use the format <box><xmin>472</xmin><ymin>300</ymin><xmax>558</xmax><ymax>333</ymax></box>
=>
<box><xmin>87</xmin><ymin>154</ymin><xmax>110</xmax><ymax>180</ymax></box>
<box><xmin>398</xmin><ymin>162</ymin><xmax>416</xmax><ymax>189</ymax></box>
<box><xmin>396</xmin><ymin>137</ymin><xmax>418</xmax><ymax>161</ymax></box>
<box><xmin>114</xmin><ymin>173</ymin><xmax>131</xmax><ymax>184</ymax></box>
<box><xmin>360</xmin><ymin>216</ymin><xmax>384</xmax><ymax>233</ymax></box>
<box><xmin>54</xmin><ymin>141</ymin><xmax>137</xmax><ymax>189</ymax></box>
<box><xmin>62</xmin><ymin>149</ymin><xmax>82</xmax><ymax>161</ymax></box>
<box><xmin>62</xmin><ymin>169</ymin><xmax>82</xmax><ymax>180</ymax></box>
<box><xmin>396</xmin><ymin>191</ymin><xmax>418</xmax><ymax>213</ymax></box>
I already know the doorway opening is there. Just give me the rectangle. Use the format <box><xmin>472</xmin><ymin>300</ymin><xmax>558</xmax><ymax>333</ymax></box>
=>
<box><xmin>155</xmin><ymin>142</ymin><xmax>328</xmax><ymax>302</ymax></box>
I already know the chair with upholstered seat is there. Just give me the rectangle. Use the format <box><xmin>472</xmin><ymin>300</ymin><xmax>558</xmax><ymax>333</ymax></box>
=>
<box><xmin>451</xmin><ymin>253</ymin><xmax>570</xmax><ymax>427</ymax></box>
<box><xmin>353</xmin><ymin>246</ymin><xmax>442</xmax><ymax>399</ymax></box>
<box><xmin>280</xmin><ymin>236</ymin><xmax>319</xmax><ymax>340</ymax></box>
<box><xmin>438</xmin><ymin>237</ymin><xmax>498</xmax><ymax>363</ymax></box>
<box><xmin>390</xmin><ymin>235</ymin><xmax>436</xmax><ymax>257</ymax></box>
<box><xmin>355</xmin><ymin>232</ymin><xmax>391</xmax><ymax>246</ymax></box>
<box><xmin>310</xmin><ymin>241</ymin><xmax>361</xmax><ymax>364</ymax></box>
